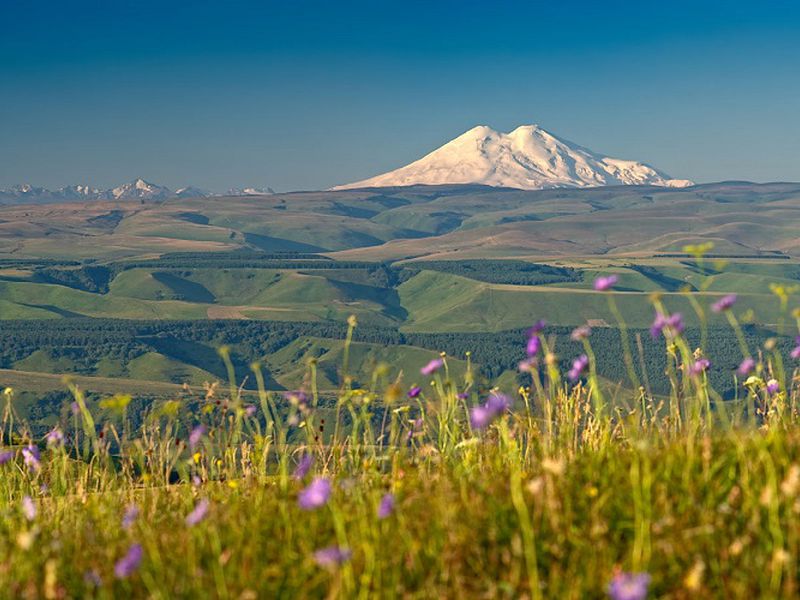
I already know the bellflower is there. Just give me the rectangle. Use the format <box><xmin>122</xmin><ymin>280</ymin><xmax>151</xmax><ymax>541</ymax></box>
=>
<box><xmin>298</xmin><ymin>477</ymin><xmax>332</xmax><ymax>510</ymax></box>
<box><xmin>420</xmin><ymin>358</ymin><xmax>444</xmax><ymax>376</ymax></box>
<box><xmin>607</xmin><ymin>571</ymin><xmax>651</xmax><ymax>600</ymax></box>
<box><xmin>593</xmin><ymin>274</ymin><xmax>619</xmax><ymax>291</ymax></box>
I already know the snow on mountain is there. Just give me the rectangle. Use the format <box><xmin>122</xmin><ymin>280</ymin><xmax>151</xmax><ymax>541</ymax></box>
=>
<box><xmin>105</xmin><ymin>178</ymin><xmax>172</xmax><ymax>200</ymax></box>
<box><xmin>0</xmin><ymin>180</ymin><xmax>217</xmax><ymax>204</ymax></box>
<box><xmin>174</xmin><ymin>186</ymin><xmax>211</xmax><ymax>198</ymax></box>
<box><xmin>225</xmin><ymin>187</ymin><xmax>275</xmax><ymax>196</ymax></box>
<box><xmin>333</xmin><ymin>124</ymin><xmax>693</xmax><ymax>191</ymax></box>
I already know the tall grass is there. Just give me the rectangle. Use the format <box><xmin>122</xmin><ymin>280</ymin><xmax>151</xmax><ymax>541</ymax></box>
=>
<box><xmin>2</xmin><ymin>259</ymin><xmax>800</xmax><ymax>597</ymax></box>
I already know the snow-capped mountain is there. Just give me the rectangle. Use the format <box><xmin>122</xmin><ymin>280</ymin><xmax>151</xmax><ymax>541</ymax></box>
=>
<box><xmin>105</xmin><ymin>178</ymin><xmax>171</xmax><ymax>201</ymax></box>
<box><xmin>0</xmin><ymin>179</ymin><xmax>279</xmax><ymax>204</ymax></box>
<box><xmin>174</xmin><ymin>186</ymin><xmax>211</xmax><ymax>198</ymax></box>
<box><xmin>225</xmin><ymin>187</ymin><xmax>275</xmax><ymax>196</ymax></box>
<box><xmin>0</xmin><ymin>179</ymin><xmax>217</xmax><ymax>204</ymax></box>
<box><xmin>333</xmin><ymin>124</ymin><xmax>692</xmax><ymax>191</ymax></box>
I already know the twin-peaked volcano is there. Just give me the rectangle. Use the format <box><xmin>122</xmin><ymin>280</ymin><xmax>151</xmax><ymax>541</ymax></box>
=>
<box><xmin>334</xmin><ymin>124</ymin><xmax>692</xmax><ymax>191</ymax></box>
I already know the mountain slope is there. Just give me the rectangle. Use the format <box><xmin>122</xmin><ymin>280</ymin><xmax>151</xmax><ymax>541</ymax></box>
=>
<box><xmin>334</xmin><ymin>124</ymin><xmax>692</xmax><ymax>191</ymax></box>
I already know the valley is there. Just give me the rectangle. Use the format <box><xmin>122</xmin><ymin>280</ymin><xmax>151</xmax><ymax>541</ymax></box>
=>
<box><xmin>1</xmin><ymin>181</ymin><xmax>800</xmax><ymax>431</ymax></box>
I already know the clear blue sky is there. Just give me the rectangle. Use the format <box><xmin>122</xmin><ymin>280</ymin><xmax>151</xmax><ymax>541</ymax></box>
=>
<box><xmin>2</xmin><ymin>0</ymin><xmax>799</xmax><ymax>191</ymax></box>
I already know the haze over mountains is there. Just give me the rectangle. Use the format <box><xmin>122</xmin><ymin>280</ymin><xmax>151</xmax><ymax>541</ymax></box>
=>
<box><xmin>334</xmin><ymin>125</ymin><xmax>693</xmax><ymax>191</ymax></box>
<box><xmin>0</xmin><ymin>179</ymin><xmax>275</xmax><ymax>204</ymax></box>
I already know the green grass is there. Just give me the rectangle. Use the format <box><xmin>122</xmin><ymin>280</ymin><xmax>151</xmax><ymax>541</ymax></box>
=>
<box><xmin>3</xmin><ymin>307</ymin><xmax>800</xmax><ymax>597</ymax></box>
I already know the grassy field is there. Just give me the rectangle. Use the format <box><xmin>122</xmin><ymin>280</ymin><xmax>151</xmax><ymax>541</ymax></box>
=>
<box><xmin>2</xmin><ymin>295</ymin><xmax>800</xmax><ymax>597</ymax></box>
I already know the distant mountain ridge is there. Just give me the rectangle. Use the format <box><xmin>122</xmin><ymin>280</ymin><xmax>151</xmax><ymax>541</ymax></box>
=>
<box><xmin>0</xmin><ymin>179</ymin><xmax>275</xmax><ymax>204</ymax></box>
<box><xmin>334</xmin><ymin>124</ymin><xmax>693</xmax><ymax>191</ymax></box>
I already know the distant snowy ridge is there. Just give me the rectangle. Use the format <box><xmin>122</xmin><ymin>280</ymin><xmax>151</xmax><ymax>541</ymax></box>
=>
<box><xmin>0</xmin><ymin>179</ymin><xmax>275</xmax><ymax>204</ymax></box>
<box><xmin>333</xmin><ymin>124</ymin><xmax>692</xmax><ymax>191</ymax></box>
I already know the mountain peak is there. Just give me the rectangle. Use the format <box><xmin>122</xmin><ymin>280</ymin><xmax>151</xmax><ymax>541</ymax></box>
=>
<box><xmin>333</xmin><ymin>124</ymin><xmax>692</xmax><ymax>191</ymax></box>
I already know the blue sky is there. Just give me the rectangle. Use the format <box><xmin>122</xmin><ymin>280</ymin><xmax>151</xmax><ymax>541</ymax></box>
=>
<box><xmin>2</xmin><ymin>0</ymin><xmax>799</xmax><ymax>191</ymax></box>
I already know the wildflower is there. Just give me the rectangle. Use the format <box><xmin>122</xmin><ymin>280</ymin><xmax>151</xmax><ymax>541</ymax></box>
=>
<box><xmin>286</xmin><ymin>391</ymin><xmax>309</xmax><ymax>409</ymax></box>
<box><xmin>470</xmin><ymin>393</ymin><xmax>510</xmax><ymax>430</ymax></box>
<box><xmin>188</xmin><ymin>425</ymin><xmax>206</xmax><ymax>451</ymax></box>
<box><xmin>526</xmin><ymin>335</ymin><xmax>541</xmax><ymax>357</ymax></box>
<box><xmin>593</xmin><ymin>274</ymin><xmax>619</xmax><ymax>291</ymax></box>
<box><xmin>45</xmin><ymin>428</ymin><xmax>64</xmax><ymax>447</ymax></box>
<box><xmin>456</xmin><ymin>392</ymin><xmax>469</xmax><ymax>400</ymax></box>
<box><xmin>528</xmin><ymin>320</ymin><xmax>546</xmax><ymax>335</ymax></box>
<box><xmin>70</xmin><ymin>401</ymin><xmax>80</xmax><ymax>415</ymax></box>
<box><xmin>688</xmin><ymin>358</ymin><xmax>711</xmax><ymax>377</ymax></box>
<box><xmin>185</xmin><ymin>498</ymin><xmax>210</xmax><ymax>526</ymax></box>
<box><xmin>84</xmin><ymin>570</ymin><xmax>102</xmax><ymax>587</ymax></box>
<box><xmin>313</xmin><ymin>545</ymin><xmax>352</xmax><ymax>568</ymax></box>
<box><xmin>114</xmin><ymin>544</ymin><xmax>143</xmax><ymax>579</ymax></box>
<box><xmin>245</xmin><ymin>405</ymin><xmax>257</xmax><ymax>417</ymax></box>
<box><xmin>791</xmin><ymin>345</ymin><xmax>800</xmax><ymax>360</ymax></box>
<box><xmin>711</xmin><ymin>294</ymin><xmax>737</xmax><ymax>313</ymax></box>
<box><xmin>377</xmin><ymin>493</ymin><xmax>395</xmax><ymax>519</ymax></box>
<box><xmin>737</xmin><ymin>358</ymin><xmax>755</xmax><ymax>377</ymax></box>
<box><xmin>0</xmin><ymin>450</ymin><xmax>13</xmax><ymax>465</ymax></box>
<box><xmin>650</xmin><ymin>312</ymin><xmax>684</xmax><ymax>339</ymax></box>
<box><xmin>607</xmin><ymin>571</ymin><xmax>651</xmax><ymax>600</ymax></box>
<box><xmin>420</xmin><ymin>358</ymin><xmax>444</xmax><ymax>376</ymax></box>
<box><xmin>22</xmin><ymin>496</ymin><xmax>36</xmax><ymax>521</ymax></box>
<box><xmin>122</xmin><ymin>504</ymin><xmax>139</xmax><ymax>530</ymax></box>
<box><xmin>22</xmin><ymin>445</ymin><xmax>40</xmax><ymax>471</ymax></box>
<box><xmin>298</xmin><ymin>477</ymin><xmax>332</xmax><ymax>510</ymax></box>
<box><xmin>767</xmin><ymin>379</ymin><xmax>780</xmax><ymax>395</ymax></box>
<box><xmin>568</xmin><ymin>354</ymin><xmax>590</xmax><ymax>382</ymax></box>
<box><xmin>571</xmin><ymin>325</ymin><xmax>592</xmax><ymax>341</ymax></box>
<box><xmin>292</xmin><ymin>454</ymin><xmax>313</xmax><ymax>480</ymax></box>
<box><xmin>518</xmin><ymin>358</ymin><xmax>538</xmax><ymax>372</ymax></box>
<box><xmin>407</xmin><ymin>385</ymin><xmax>422</xmax><ymax>399</ymax></box>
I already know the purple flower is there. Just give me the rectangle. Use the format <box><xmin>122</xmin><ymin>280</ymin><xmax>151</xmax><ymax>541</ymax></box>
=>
<box><xmin>407</xmin><ymin>386</ymin><xmax>422</xmax><ymax>399</ymax></box>
<box><xmin>313</xmin><ymin>545</ymin><xmax>352</xmax><ymax>568</ymax></box>
<box><xmin>298</xmin><ymin>477</ymin><xmax>332</xmax><ymax>510</ymax></box>
<box><xmin>526</xmin><ymin>335</ymin><xmax>541</xmax><ymax>357</ymax></box>
<box><xmin>650</xmin><ymin>312</ymin><xmax>684</xmax><ymax>339</ymax></box>
<box><xmin>84</xmin><ymin>570</ymin><xmax>102</xmax><ymax>587</ymax></box>
<box><xmin>0</xmin><ymin>450</ymin><xmax>13</xmax><ymax>465</ymax></box>
<box><xmin>607</xmin><ymin>571</ymin><xmax>651</xmax><ymax>600</ymax></box>
<box><xmin>22</xmin><ymin>445</ymin><xmax>40</xmax><ymax>471</ymax></box>
<box><xmin>767</xmin><ymin>379</ymin><xmax>780</xmax><ymax>395</ymax></box>
<box><xmin>527</xmin><ymin>320</ymin><xmax>546</xmax><ymax>336</ymax></box>
<box><xmin>114</xmin><ymin>544</ymin><xmax>143</xmax><ymax>579</ymax></box>
<box><xmin>22</xmin><ymin>495</ymin><xmax>36</xmax><ymax>521</ymax></box>
<box><xmin>420</xmin><ymin>358</ymin><xmax>444</xmax><ymax>376</ymax></box>
<box><xmin>292</xmin><ymin>454</ymin><xmax>313</xmax><ymax>480</ymax></box>
<box><xmin>791</xmin><ymin>346</ymin><xmax>800</xmax><ymax>360</ymax></box>
<box><xmin>377</xmin><ymin>493</ymin><xmax>395</xmax><ymax>519</ymax></box>
<box><xmin>188</xmin><ymin>425</ymin><xmax>206</xmax><ymax>451</ymax></box>
<box><xmin>571</xmin><ymin>325</ymin><xmax>592</xmax><ymax>341</ymax></box>
<box><xmin>285</xmin><ymin>391</ymin><xmax>309</xmax><ymax>408</ymax></box>
<box><xmin>122</xmin><ymin>504</ymin><xmax>139</xmax><ymax>530</ymax></box>
<box><xmin>711</xmin><ymin>294</ymin><xmax>737</xmax><ymax>313</ymax></box>
<box><xmin>70</xmin><ymin>401</ymin><xmax>80</xmax><ymax>415</ymax></box>
<box><xmin>185</xmin><ymin>498</ymin><xmax>210</xmax><ymax>526</ymax></box>
<box><xmin>737</xmin><ymin>358</ymin><xmax>755</xmax><ymax>377</ymax></box>
<box><xmin>593</xmin><ymin>274</ymin><xmax>619</xmax><ymax>291</ymax></box>
<box><xmin>470</xmin><ymin>393</ymin><xmax>511</xmax><ymax>430</ymax></box>
<box><xmin>688</xmin><ymin>358</ymin><xmax>711</xmax><ymax>377</ymax></box>
<box><xmin>469</xmin><ymin>405</ymin><xmax>493</xmax><ymax>430</ymax></box>
<box><xmin>45</xmin><ymin>428</ymin><xmax>64</xmax><ymax>447</ymax></box>
<box><xmin>457</xmin><ymin>392</ymin><xmax>469</xmax><ymax>400</ymax></box>
<box><xmin>518</xmin><ymin>358</ymin><xmax>538</xmax><ymax>373</ymax></box>
<box><xmin>568</xmin><ymin>354</ymin><xmax>590</xmax><ymax>382</ymax></box>
<box><xmin>245</xmin><ymin>405</ymin><xmax>257</xmax><ymax>417</ymax></box>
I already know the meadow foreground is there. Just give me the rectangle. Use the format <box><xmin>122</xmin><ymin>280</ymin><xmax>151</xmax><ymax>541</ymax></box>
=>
<box><xmin>2</xmin><ymin>279</ymin><xmax>800</xmax><ymax>598</ymax></box>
